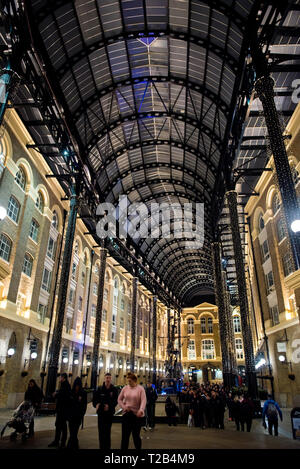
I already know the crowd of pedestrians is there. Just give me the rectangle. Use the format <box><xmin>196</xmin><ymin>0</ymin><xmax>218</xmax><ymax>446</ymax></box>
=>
<box><xmin>3</xmin><ymin>375</ymin><xmax>284</xmax><ymax>449</ymax></box>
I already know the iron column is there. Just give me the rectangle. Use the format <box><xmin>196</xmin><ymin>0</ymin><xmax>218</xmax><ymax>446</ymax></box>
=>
<box><xmin>46</xmin><ymin>193</ymin><xmax>78</xmax><ymax>397</ymax></box>
<box><xmin>226</xmin><ymin>190</ymin><xmax>258</xmax><ymax>397</ymax></box>
<box><xmin>90</xmin><ymin>248</ymin><xmax>107</xmax><ymax>390</ymax></box>
<box><xmin>211</xmin><ymin>242</ymin><xmax>233</xmax><ymax>388</ymax></box>
<box><xmin>130</xmin><ymin>277</ymin><xmax>138</xmax><ymax>372</ymax></box>
<box><xmin>255</xmin><ymin>75</ymin><xmax>300</xmax><ymax>270</ymax></box>
<box><xmin>152</xmin><ymin>295</ymin><xmax>157</xmax><ymax>385</ymax></box>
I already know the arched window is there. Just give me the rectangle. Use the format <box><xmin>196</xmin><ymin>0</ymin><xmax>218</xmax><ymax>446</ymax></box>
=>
<box><xmin>202</xmin><ymin>339</ymin><xmax>215</xmax><ymax>360</ymax></box>
<box><xmin>114</xmin><ymin>276</ymin><xmax>119</xmax><ymax>290</ymax></box>
<box><xmin>0</xmin><ymin>233</ymin><xmax>12</xmax><ymax>262</ymax></box>
<box><xmin>277</xmin><ymin>218</ymin><xmax>286</xmax><ymax>243</ymax></box>
<box><xmin>15</xmin><ymin>167</ymin><xmax>26</xmax><ymax>190</ymax></box>
<box><xmin>258</xmin><ymin>214</ymin><xmax>265</xmax><ymax>232</ymax></box>
<box><xmin>7</xmin><ymin>195</ymin><xmax>20</xmax><ymax>223</ymax></box>
<box><xmin>233</xmin><ymin>316</ymin><xmax>241</xmax><ymax>333</ymax></box>
<box><xmin>187</xmin><ymin>318</ymin><xmax>194</xmax><ymax>334</ymax></box>
<box><xmin>74</xmin><ymin>240</ymin><xmax>79</xmax><ymax>255</ymax></box>
<box><xmin>272</xmin><ymin>194</ymin><xmax>280</xmax><ymax>215</ymax></box>
<box><xmin>35</xmin><ymin>192</ymin><xmax>44</xmax><ymax>213</ymax></box>
<box><xmin>52</xmin><ymin>211</ymin><xmax>59</xmax><ymax>229</ymax></box>
<box><xmin>22</xmin><ymin>253</ymin><xmax>33</xmax><ymax>277</ymax></box>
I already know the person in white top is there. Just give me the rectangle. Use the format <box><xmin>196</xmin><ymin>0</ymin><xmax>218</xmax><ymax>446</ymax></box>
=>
<box><xmin>118</xmin><ymin>372</ymin><xmax>147</xmax><ymax>450</ymax></box>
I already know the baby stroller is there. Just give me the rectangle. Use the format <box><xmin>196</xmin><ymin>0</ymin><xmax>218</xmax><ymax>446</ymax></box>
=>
<box><xmin>1</xmin><ymin>400</ymin><xmax>35</xmax><ymax>441</ymax></box>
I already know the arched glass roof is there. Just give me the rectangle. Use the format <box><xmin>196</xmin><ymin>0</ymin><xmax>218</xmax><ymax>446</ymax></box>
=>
<box><xmin>10</xmin><ymin>0</ymin><xmax>298</xmax><ymax>305</ymax></box>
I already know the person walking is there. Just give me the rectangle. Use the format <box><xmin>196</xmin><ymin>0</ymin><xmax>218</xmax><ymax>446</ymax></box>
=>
<box><xmin>48</xmin><ymin>373</ymin><xmax>72</xmax><ymax>449</ymax></box>
<box><xmin>24</xmin><ymin>379</ymin><xmax>44</xmax><ymax>437</ymax></box>
<box><xmin>262</xmin><ymin>394</ymin><xmax>283</xmax><ymax>436</ymax></box>
<box><xmin>232</xmin><ymin>394</ymin><xmax>242</xmax><ymax>431</ymax></box>
<box><xmin>93</xmin><ymin>372</ymin><xmax>118</xmax><ymax>449</ymax></box>
<box><xmin>240</xmin><ymin>393</ymin><xmax>255</xmax><ymax>432</ymax></box>
<box><xmin>118</xmin><ymin>372</ymin><xmax>146</xmax><ymax>450</ymax></box>
<box><xmin>67</xmin><ymin>377</ymin><xmax>87</xmax><ymax>449</ymax></box>
<box><xmin>144</xmin><ymin>382</ymin><xmax>158</xmax><ymax>431</ymax></box>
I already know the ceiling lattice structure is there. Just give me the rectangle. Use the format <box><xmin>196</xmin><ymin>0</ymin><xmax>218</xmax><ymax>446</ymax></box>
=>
<box><xmin>3</xmin><ymin>0</ymin><xmax>299</xmax><ymax>305</ymax></box>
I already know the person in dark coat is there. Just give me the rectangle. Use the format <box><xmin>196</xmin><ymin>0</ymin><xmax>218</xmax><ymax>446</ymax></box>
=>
<box><xmin>48</xmin><ymin>373</ymin><xmax>72</xmax><ymax>448</ymax></box>
<box><xmin>165</xmin><ymin>396</ymin><xmax>178</xmax><ymax>426</ymax></box>
<box><xmin>24</xmin><ymin>379</ymin><xmax>44</xmax><ymax>437</ymax></box>
<box><xmin>226</xmin><ymin>392</ymin><xmax>234</xmax><ymax>421</ymax></box>
<box><xmin>93</xmin><ymin>372</ymin><xmax>118</xmax><ymax>449</ymax></box>
<box><xmin>232</xmin><ymin>394</ymin><xmax>242</xmax><ymax>431</ymax></box>
<box><xmin>211</xmin><ymin>391</ymin><xmax>225</xmax><ymax>429</ymax></box>
<box><xmin>67</xmin><ymin>377</ymin><xmax>87</xmax><ymax>449</ymax></box>
<box><xmin>145</xmin><ymin>382</ymin><xmax>158</xmax><ymax>430</ymax></box>
<box><xmin>240</xmin><ymin>393</ymin><xmax>255</xmax><ymax>432</ymax></box>
<box><xmin>203</xmin><ymin>394</ymin><xmax>213</xmax><ymax>428</ymax></box>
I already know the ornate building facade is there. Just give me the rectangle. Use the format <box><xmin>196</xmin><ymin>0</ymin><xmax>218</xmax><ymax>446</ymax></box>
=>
<box><xmin>245</xmin><ymin>102</ymin><xmax>300</xmax><ymax>407</ymax></box>
<box><xmin>181</xmin><ymin>302</ymin><xmax>245</xmax><ymax>384</ymax></box>
<box><xmin>0</xmin><ymin>110</ymin><xmax>168</xmax><ymax>408</ymax></box>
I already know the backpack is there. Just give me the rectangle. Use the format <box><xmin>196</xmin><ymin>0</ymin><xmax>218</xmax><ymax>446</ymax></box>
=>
<box><xmin>266</xmin><ymin>402</ymin><xmax>278</xmax><ymax>419</ymax></box>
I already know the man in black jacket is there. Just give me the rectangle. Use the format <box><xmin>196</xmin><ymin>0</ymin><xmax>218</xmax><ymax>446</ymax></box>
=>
<box><xmin>93</xmin><ymin>373</ymin><xmax>118</xmax><ymax>449</ymax></box>
<box><xmin>48</xmin><ymin>373</ymin><xmax>72</xmax><ymax>448</ymax></box>
<box><xmin>144</xmin><ymin>382</ymin><xmax>158</xmax><ymax>430</ymax></box>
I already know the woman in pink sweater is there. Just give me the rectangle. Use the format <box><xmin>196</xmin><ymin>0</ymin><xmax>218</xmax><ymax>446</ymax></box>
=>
<box><xmin>118</xmin><ymin>372</ymin><xmax>147</xmax><ymax>450</ymax></box>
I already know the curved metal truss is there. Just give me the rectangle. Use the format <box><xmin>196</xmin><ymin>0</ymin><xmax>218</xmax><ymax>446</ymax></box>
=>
<box><xmin>8</xmin><ymin>0</ymin><xmax>294</xmax><ymax>305</ymax></box>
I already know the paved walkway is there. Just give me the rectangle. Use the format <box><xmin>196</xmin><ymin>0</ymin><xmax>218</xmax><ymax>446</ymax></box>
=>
<box><xmin>0</xmin><ymin>404</ymin><xmax>299</xmax><ymax>449</ymax></box>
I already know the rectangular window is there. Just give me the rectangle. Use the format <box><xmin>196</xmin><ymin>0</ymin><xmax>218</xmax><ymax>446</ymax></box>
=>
<box><xmin>261</xmin><ymin>240</ymin><xmax>270</xmax><ymax>262</ymax></box>
<box><xmin>91</xmin><ymin>304</ymin><xmax>96</xmax><ymax>318</ymax></box>
<box><xmin>93</xmin><ymin>282</ymin><xmax>98</xmax><ymax>295</ymax></box>
<box><xmin>29</xmin><ymin>219</ymin><xmax>39</xmax><ymax>242</ymax></box>
<box><xmin>65</xmin><ymin>316</ymin><xmax>72</xmax><ymax>334</ymax></box>
<box><xmin>68</xmin><ymin>288</ymin><xmax>75</xmax><ymax>307</ymax></box>
<box><xmin>37</xmin><ymin>303</ymin><xmax>47</xmax><ymax>324</ymax></box>
<box><xmin>102</xmin><ymin>309</ymin><xmax>107</xmax><ymax>321</ymax></box>
<box><xmin>71</xmin><ymin>262</ymin><xmax>77</xmax><ymax>280</ymax></box>
<box><xmin>120</xmin><ymin>317</ymin><xmax>124</xmax><ymax>328</ymax></box>
<box><xmin>188</xmin><ymin>340</ymin><xmax>196</xmax><ymax>360</ymax></box>
<box><xmin>41</xmin><ymin>268</ymin><xmax>52</xmax><ymax>292</ymax></box>
<box><xmin>283</xmin><ymin>254</ymin><xmax>294</xmax><ymax>277</ymax></box>
<box><xmin>201</xmin><ymin>317</ymin><xmax>206</xmax><ymax>333</ymax></box>
<box><xmin>46</xmin><ymin>237</ymin><xmax>55</xmax><ymax>259</ymax></box>
<box><xmin>270</xmin><ymin>305</ymin><xmax>280</xmax><ymax>326</ymax></box>
<box><xmin>104</xmin><ymin>288</ymin><xmax>108</xmax><ymax>301</ymax></box>
<box><xmin>78</xmin><ymin>296</ymin><xmax>83</xmax><ymax>311</ymax></box>
<box><xmin>265</xmin><ymin>271</ymin><xmax>274</xmax><ymax>295</ymax></box>
<box><xmin>235</xmin><ymin>338</ymin><xmax>244</xmax><ymax>359</ymax></box>
<box><xmin>111</xmin><ymin>330</ymin><xmax>116</xmax><ymax>343</ymax></box>
<box><xmin>208</xmin><ymin>318</ymin><xmax>213</xmax><ymax>333</ymax></box>
<box><xmin>202</xmin><ymin>340</ymin><xmax>215</xmax><ymax>360</ymax></box>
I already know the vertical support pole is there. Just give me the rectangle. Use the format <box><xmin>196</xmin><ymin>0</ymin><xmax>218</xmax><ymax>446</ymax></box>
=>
<box><xmin>226</xmin><ymin>190</ymin><xmax>258</xmax><ymax>398</ymax></box>
<box><xmin>177</xmin><ymin>308</ymin><xmax>182</xmax><ymax>370</ymax></box>
<box><xmin>41</xmin><ymin>209</ymin><xmax>67</xmax><ymax>392</ymax></box>
<box><xmin>152</xmin><ymin>295</ymin><xmax>157</xmax><ymax>385</ymax></box>
<box><xmin>46</xmin><ymin>193</ymin><xmax>78</xmax><ymax>397</ymax></box>
<box><xmin>211</xmin><ymin>242</ymin><xmax>232</xmax><ymax>388</ymax></box>
<box><xmin>130</xmin><ymin>277</ymin><xmax>138</xmax><ymax>372</ymax></box>
<box><xmin>255</xmin><ymin>76</ymin><xmax>300</xmax><ymax>269</ymax></box>
<box><xmin>90</xmin><ymin>248</ymin><xmax>107</xmax><ymax>390</ymax></box>
<box><xmin>80</xmin><ymin>249</ymin><xmax>94</xmax><ymax>378</ymax></box>
<box><xmin>223</xmin><ymin>271</ymin><xmax>238</xmax><ymax>384</ymax></box>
